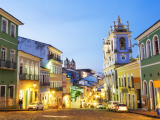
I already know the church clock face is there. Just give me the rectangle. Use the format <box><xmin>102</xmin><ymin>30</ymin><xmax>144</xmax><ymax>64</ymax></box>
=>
<box><xmin>120</xmin><ymin>53</ymin><xmax>127</xmax><ymax>61</ymax></box>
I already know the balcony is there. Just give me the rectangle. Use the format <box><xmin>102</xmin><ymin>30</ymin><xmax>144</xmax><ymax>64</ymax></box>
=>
<box><xmin>40</xmin><ymin>82</ymin><xmax>50</xmax><ymax>87</ymax></box>
<box><xmin>50</xmin><ymin>87</ymin><xmax>63</xmax><ymax>91</ymax></box>
<box><xmin>19</xmin><ymin>73</ymin><xmax>39</xmax><ymax>80</ymax></box>
<box><xmin>0</xmin><ymin>60</ymin><xmax>16</xmax><ymax>70</ymax></box>
<box><xmin>48</xmin><ymin>55</ymin><xmax>63</xmax><ymax>63</ymax></box>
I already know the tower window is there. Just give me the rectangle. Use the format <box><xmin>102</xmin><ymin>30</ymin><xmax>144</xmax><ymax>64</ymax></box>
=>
<box><xmin>120</xmin><ymin>37</ymin><xmax>126</xmax><ymax>50</ymax></box>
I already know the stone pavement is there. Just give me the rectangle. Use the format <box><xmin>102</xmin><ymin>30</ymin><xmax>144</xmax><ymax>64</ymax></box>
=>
<box><xmin>0</xmin><ymin>108</ymin><xmax>158</xmax><ymax>120</ymax></box>
<box><xmin>129</xmin><ymin>109</ymin><xmax>160</xmax><ymax>119</ymax></box>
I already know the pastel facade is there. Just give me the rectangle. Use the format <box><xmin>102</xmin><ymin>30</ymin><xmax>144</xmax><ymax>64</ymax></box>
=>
<box><xmin>116</xmin><ymin>60</ymin><xmax>141</xmax><ymax>109</ymax></box>
<box><xmin>135</xmin><ymin>20</ymin><xmax>160</xmax><ymax>111</ymax></box>
<box><xmin>0</xmin><ymin>8</ymin><xmax>23</xmax><ymax>108</ymax></box>
<box><xmin>40</xmin><ymin>67</ymin><xmax>50</xmax><ymax>108</ymax></box>
<box><xmin>102</xmin><ymin>16</ymin><xmax>132</xmax><ymax>102</ymax></box>
<box><xmin>17</xmin><ymin>51</ymin><xmax>41</xmax><ymax>109</ymax></box>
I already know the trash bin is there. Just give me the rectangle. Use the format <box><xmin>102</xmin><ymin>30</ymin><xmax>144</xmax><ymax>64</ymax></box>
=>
<box><xmin>156</xmin><ymin>107</ymin><xmax>160</xmax><ymax>116</ymax></box>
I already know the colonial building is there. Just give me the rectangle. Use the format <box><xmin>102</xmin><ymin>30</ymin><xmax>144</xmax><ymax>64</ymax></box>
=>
<box><xmin>135</xmin><ymin>20</ymin><xmax>160</xmax><ymax>111</ymax></box>
<box><xmin>102</xmin><ymin>15</ymin><xmax>132</xmax><ymax>102</ymax></box>
<box><xmin>116</xmin><ymin>60</ymin><xmax>141</xmax><ymax>109</ymax></box>
<box><xmin>0</xmin><ymin>8</ymin><xmax>23</xmax><ymax>108</ymax></box>
<box><xmin>18</xmin><ymin>36</ymin><xmax>63</xmax><ymax>108</ymax></box>
<box><xmin>64</xmin><ymin>58</ymin><xmax>76</xmax><ymax>69</ymax></box>
<box><xmin>17</xmin><ymin>51</ymin><xmax>41</xmax><ymax>109</ymax></box>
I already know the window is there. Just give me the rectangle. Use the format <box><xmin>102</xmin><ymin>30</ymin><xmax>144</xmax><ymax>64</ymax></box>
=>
<box><xmin>131</xmin><ymin>76</ymin><xmax>134</xmax><ymax>88</ymax></box>
<box><xmin>153</xmin><ymin>36</ymin><xmax>159</xmax><ymax>55</ymax></box>
<box><xmin>128</xmin><ymin>94</ymin><xmax>131</xmax><ymax>107</ymax></box>
<box><xmin>146</xmin><ymin>40</ymin><xmax>152</xmax><ymax>58</ymax></box>
<box><xmin>1</xmin><ymin>47</ymin><xmax>7</xmax><ymax>61</ymax></box>
<box><xmin>53</xmin><ymin>66</ymin><xmax>55</xmax><ymax>73</ymax></box>
<box><xmin>35</xmin><ymin>92</ymin><xmax>38</xmax><ymax>102</ymax></box>
<box><xmin>121</xmin><ymin>78</ymin><xmax>123</xmax><ymax>87</ymax></box>
<box><xmin>10</xmin><ymin>49</ymin><xmax>15</xmax><ymax>62</ymax></box>
<box><xmin>141</xmin><ymin>44</ymin><xmax>145</xmax><ymax>60</ymax></box>
<box><xmin>26</xmin><ymin>65</ymin><xmax>29</xmax><ymax>74</ymax></box>
<box><xmin>120</xmin><ymin>37</ymin><xmax>126</xmax><ymax>50</ymax></box>
<box><xmin>2</xmin><ymin>18</ymin><xmax>8</xmax><ymax>33</ymax></box>
<box><xmin>9</xmin><ymin>86</ymin><xmax>13</xmax><ymax>98</ymax></box>
<box><xmin>128</xmin><ymin>77</ymin><xmax>130</xmax><ymax>87</ymax></box>
<box><xmin>20</xmin><ymin>63</ymin><xmax>23</xmax><ymax>74</ymax></box>
<box><xmin>35</xmin><ymin>66</ymin><xmax>38</xmax><ymax>75</ymax></box>
<box><xmin>11</xmin><ymin>23</ymin><xmax>16</xmax><ymax>37</ymax></box>
<box><xmin>124</xmin><ymin>77</ymin><xmax>126</xmax><ymax>87</ymax></box>
<box><xmin>119</xmin><ymin>78</ymin><xmax>121</xmax><ymax>87</ymax></box>
<box><xmin>111</xmin><ymin>40</ymin><xmax>113</xmax><ymax>52</ymax></box>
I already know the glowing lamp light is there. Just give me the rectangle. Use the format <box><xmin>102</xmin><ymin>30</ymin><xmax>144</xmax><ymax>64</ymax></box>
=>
<box><xmin>34</xmin><ymin>83</ymin><xmax>36</xmax><ymax>87</ymax></box>
<box><xmin>52</xmin><ymin>91</ymin><xmax>55</xmax><ymax>94</ymax></box>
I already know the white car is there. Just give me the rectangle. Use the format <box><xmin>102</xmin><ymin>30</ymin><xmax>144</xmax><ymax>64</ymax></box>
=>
<box><xmin>108</xmin><ymin>101</ymin><xmax>119</xmax><ymax>111</ymax></box>
<box><xmin>27</xmin><ymin>102</ymin><xmax>43</xmax><ymax>111</ymax></box>
<box><xmin>114</xmin><ymin>103</ymin><xmax>128</xmax><ymax>113</ymax></box>
<box><xmin>96</xmin><ymin>104</ymin><xmax>103</xmax><ymax>109</ymax></box>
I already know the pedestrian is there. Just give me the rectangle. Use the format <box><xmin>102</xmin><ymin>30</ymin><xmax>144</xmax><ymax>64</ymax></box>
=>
<box><xmin>19</xmin><ymin>99</ymin><xmax>21</xmax><ymax>109</ymax></box>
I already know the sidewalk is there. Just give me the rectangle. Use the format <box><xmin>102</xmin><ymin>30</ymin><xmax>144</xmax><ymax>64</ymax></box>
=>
<box><xmin>129</xmin><ymin>109</ymin><xmax>160</xmax><ymax>119</ymax></box>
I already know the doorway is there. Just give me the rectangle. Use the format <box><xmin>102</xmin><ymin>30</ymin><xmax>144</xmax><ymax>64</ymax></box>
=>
<box><xmin>25</xmin><ymin>90</ymin><xmax>28</xmax><ymax>107</ymax></box>
<box><xmin>150</xmin><ymin>81</ymin><xmax>155</xmax><ymax>110</ymax></box>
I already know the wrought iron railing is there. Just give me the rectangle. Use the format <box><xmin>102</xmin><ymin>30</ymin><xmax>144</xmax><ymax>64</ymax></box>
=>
<box><xmin>0</xmin><ymin>60</ymin><xmax>17</xmax><ymax>69</ymax></box>
<box><xmin>19</xmin><ymin>73</ymin><xmax>39</xmax><ymax>80</ymax></box>
<box><xmin>48</xmin><ymin>55</ymin><xmax>63</xmax><ymax>63</ymax></box>
<box><xmin>50</xmin><ymin>87</ymin><xmax>63</xmax><ymax>91</ymax></box>
<box><xmin>40</xmin><ymin>82</ymin><xmax>50</xmax><ymax>86</ymax></box>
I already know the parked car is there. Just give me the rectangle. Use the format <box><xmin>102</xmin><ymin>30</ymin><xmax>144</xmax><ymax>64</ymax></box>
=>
<box><xmin>114</xmin><ymin>103</ymin><xmax>128</xmax><ymax>113</ymax></box>
<box><xmin>108</xmin><ymin>101</ymin><xmax>119</xmax><ymax>111</ymax></box>
<box><xmin>96</xmin><ymin>103</ymin><xmax>103</xmax><ymax>109</ymax></box>
<box><xmin>27</xmin><ymin>102</ymin><xmax>43</xmax><ymax>111</ymax></box>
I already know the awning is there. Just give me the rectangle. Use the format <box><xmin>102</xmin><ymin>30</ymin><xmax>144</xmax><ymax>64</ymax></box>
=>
<box><xmin>154</xmin><ymin>80</ymin><xmax>160</xmax><ymax>88</ymax></box>
<box><xmin>134</xmin><ymin>78</ymin><xmax>140</xmax><ymax>83</ymax></box>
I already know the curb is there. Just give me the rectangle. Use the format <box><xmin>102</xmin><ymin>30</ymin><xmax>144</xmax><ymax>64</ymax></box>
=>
<box><xmin>0</xmin><ymin>109</ymin><xmax>28</xmax><ymax>112</ymax></box>
<box><xmin>129</xmin><ymin>111</ymin><xmax>160</xmax><ymax>119</ymax></box>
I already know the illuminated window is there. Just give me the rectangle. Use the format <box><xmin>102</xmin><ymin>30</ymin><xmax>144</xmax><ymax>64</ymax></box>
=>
<box><xmin>26</xmin><ymin>65</ymin><xmax>29</xmax><ymax>74</ymax></box>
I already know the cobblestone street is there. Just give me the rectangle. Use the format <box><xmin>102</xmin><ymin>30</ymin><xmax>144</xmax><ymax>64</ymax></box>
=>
<box><xmin>0</xmin><ymin>109</ymin><xmax>158</xmax><ymax>120</ymax></box>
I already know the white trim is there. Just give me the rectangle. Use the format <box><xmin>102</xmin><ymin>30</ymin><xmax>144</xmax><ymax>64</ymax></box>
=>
<box><xmin>19</xmin><ymin>54</ymin><xmax>40</xmax><ymax>62</ymax></box>
<box><xmin>152</xmin><ymin>35</ymin><xmax>160</xmax><ymax>55</ymax></box>
<box><xmin>141</xmin><ymin>61</ymin><xmax>160</xmax><ymax>68</ymax></box>
<box><xmin>0</xmin><ymin>37</ymin><xmax>17</xmax><ymax>45</ymax></box>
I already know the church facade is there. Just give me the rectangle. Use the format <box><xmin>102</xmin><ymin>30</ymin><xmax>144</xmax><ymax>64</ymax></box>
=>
<box><xmin>64</xmin><ymin>58</ymin><xmax>76</xmax><ymax>69</ymax></box>
<box><xmin>102</xmin><ymin>16</ymin><xmax>132</xmax><ymax>102</ymax></box>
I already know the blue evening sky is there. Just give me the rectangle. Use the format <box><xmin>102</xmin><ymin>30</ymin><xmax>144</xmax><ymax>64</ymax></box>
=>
<box><xmin>1</xmin><ymin>0</ymin><xmax>160</xmax><ymax>72</ymax></box>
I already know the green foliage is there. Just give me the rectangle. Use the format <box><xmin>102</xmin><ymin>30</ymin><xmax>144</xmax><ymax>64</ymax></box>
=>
<box><xmin>75</xmin><ymin>91</ymin><xmax>82</xmax><ymax>98</ymax></box>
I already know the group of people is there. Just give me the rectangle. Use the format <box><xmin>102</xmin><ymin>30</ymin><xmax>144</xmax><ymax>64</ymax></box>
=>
<box><xmin>19</xmin><ymin>98</ymin><xmax>23</xmax><ymax>109</ymax></box>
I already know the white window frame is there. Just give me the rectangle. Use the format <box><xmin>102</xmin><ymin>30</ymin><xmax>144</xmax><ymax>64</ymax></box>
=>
<box><xmin>8</xmin><ymin>85</ymin><xmax>15</xmax><ymax>106</ymax></box>
<box><xmin>152</xmin><ymin>35</ymin><xmax>160</xmax><ymax>55</ymax></box>
<box><xmin>10</xmin><ymin>49</ymin><xmax>15</xmax><ymax>62</ymax></box>
<box><xmin>140</xmin><ymin>43</ymin><xmax>145</xmax><ymax>60</ymax></box>
<box><xmin>10</xmin><ymin>23</ymin><xmax>16</xmax><ymax>38</ymax></box>
<box><xmin>0</xmin><ymin>85</ymin><xmax>6</xmax><ymax>107</ymax></box>
<box><xmin>1</xmin><ymin>46</ymin><xmax>7</xmax><ymax>61</ymax></box>
<box><xmin>1</xmin><ymin>17</ymin><xmax>8</xmax><ymax>34</ymax></box>
<box><xmin>143</xmin><ymin>80</ymin><xmax>148</xmax><ymax>96</ymax></box>
<box><xmin>146</xmin><ymin>39</ymin><xmax>152</xmax><ymax>58</ymax></box>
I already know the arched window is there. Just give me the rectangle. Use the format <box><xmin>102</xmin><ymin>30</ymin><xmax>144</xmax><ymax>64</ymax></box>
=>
<box><xmin>111</xmin><ymin>40</ymin><xmax>113</xmax><ymax>52</ymax></box>
<box><xmin>146</xmin><ymin>40</ymin><xmax>152</xmax><ymax>58</ymax></box>
<box><xmin>143</xmin><ymin>81</ymin><xmax>147</xmax><ymax>95</ymax></box>
<box><xmin>120</xmin><ymin>37</ymin><xmax>126</xmax><ymax>50</ymax></box>
<box><xmin>153</xmin><ymin>35</ymin><xmax>159</xmax><ymax>55</ymax></box>
<box><xmin>141</xmin><ymin>43</ymin><xmax>145</xmax><ymax>60</ymax></box>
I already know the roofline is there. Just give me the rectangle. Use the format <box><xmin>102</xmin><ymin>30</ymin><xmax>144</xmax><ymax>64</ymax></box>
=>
<box><xmin>18</xmin><ymin>50</ymin><xmax>43</xmax><ymax>60</ymax></box>
<box><xmin>135</xmin><ymin>20</ymin><xmax>160</xmax><ymax>40</ymax></box>
<box><xmin>19</xmin><ymin>36</ymin><xmax>62</xmax><ymax>53</ymax></box>
<box><xmin>0</xmin><ymin>8</ymin><xmax>23</xmax><ymax>25</ymax></box>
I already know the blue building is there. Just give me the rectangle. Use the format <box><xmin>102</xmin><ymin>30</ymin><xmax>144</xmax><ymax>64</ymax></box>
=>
<box><xmin>102</xmin><ymin>15</ymin><xmax>132</xmax><ymax>101</ymax></box>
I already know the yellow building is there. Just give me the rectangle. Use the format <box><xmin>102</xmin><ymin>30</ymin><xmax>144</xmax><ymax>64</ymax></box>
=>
<box><xmin>116</xmin><ymin>60</ymin><xmax>141</xmax><ymax>109</ymax></box>
<box><xmin>17</xmin><ymin>51</ymin><xmax>42</xmax><ymax>109</ymax></box>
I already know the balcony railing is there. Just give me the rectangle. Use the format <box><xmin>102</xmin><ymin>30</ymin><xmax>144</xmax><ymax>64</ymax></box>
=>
<box><xmin>48</xmin><ymin>55</ymin><xmax>63</xmax><ymax>63</ymax></box>
<box><xmin>0</xmin><ymin>60</ymin><xmax>17</xmax><ymax>69</ymax></box>
<box><xmin>40</xmin><ymin>82</ymin><xmax>50</xmax><ymax>86</ymax></box>
<box><xmin>19</xmin><ymin>73</ymin><xmax>39</xmax><ymax>80</ymax></box>
<box><xmin>50</xmin><ymin>87</ymin><xmax>63</xmax><ymax>91</ymax></box>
